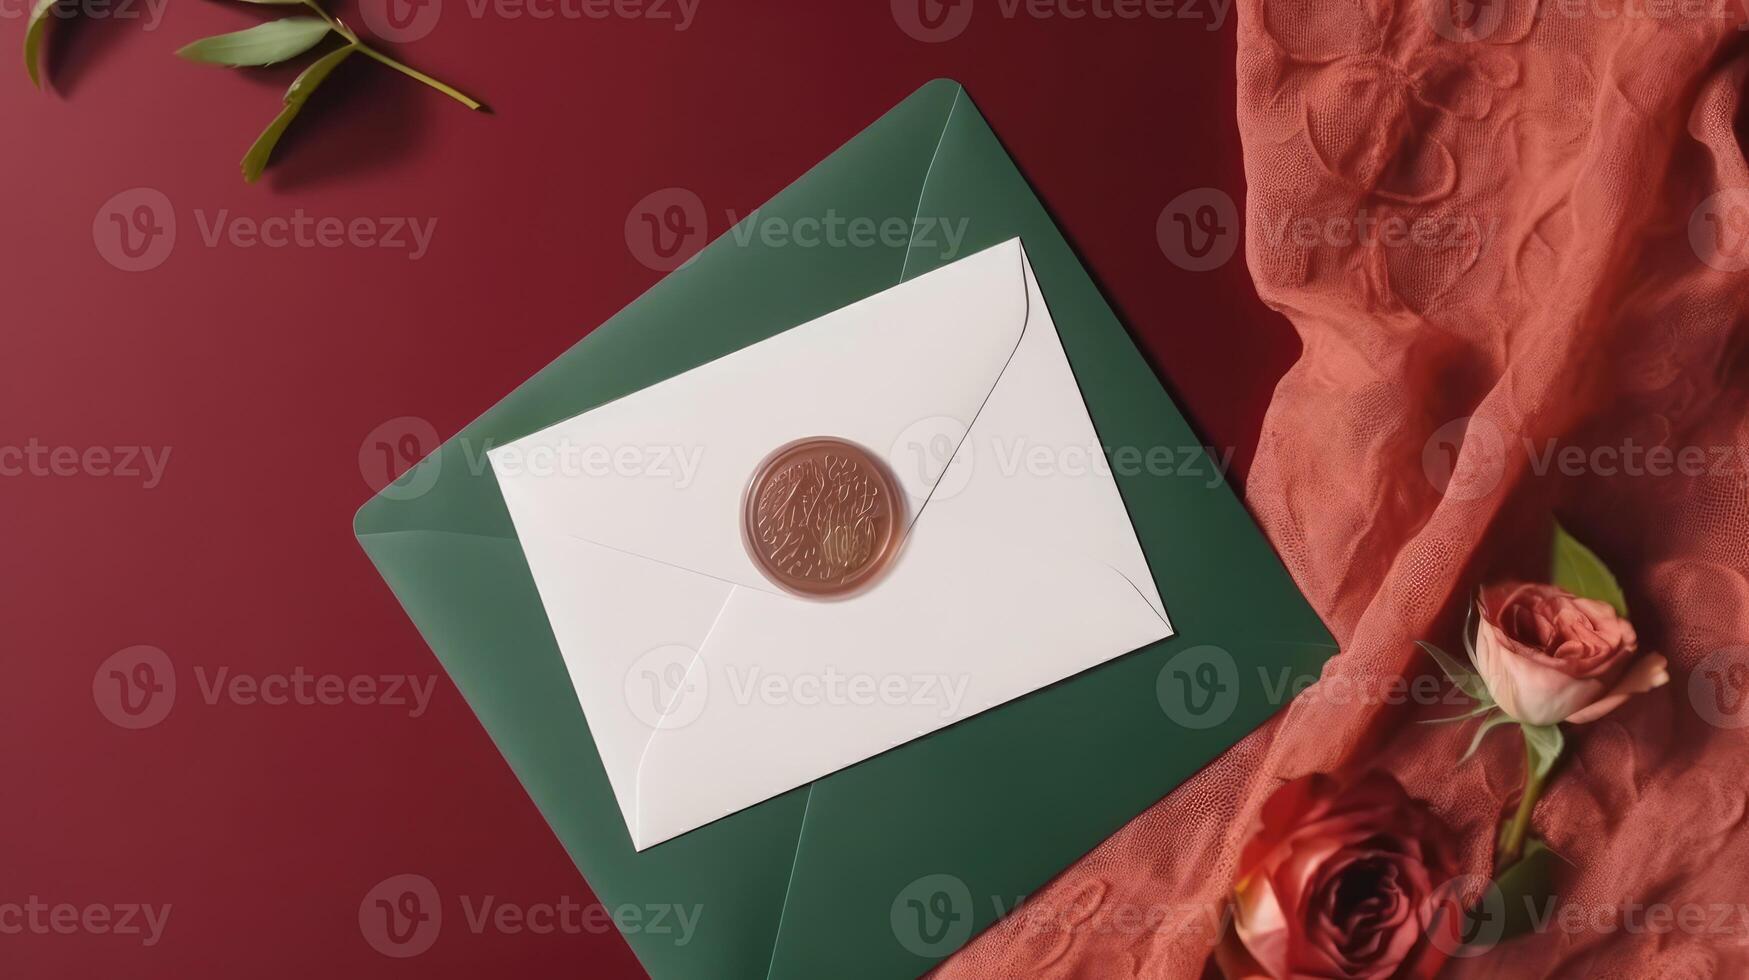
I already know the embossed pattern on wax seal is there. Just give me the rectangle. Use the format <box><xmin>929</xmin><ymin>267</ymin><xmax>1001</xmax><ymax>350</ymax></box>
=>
<box><xmin>742</xmin><ymin>438</ymin><xmax>904</xmax><ymax>598</ymax></box>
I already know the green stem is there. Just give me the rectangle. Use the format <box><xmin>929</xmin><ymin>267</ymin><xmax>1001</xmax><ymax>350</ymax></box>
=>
<box><xmin>1498</xmin><ymin>735</ymin><xmax>1546</xmax><ymax>867</ymax></box>
<box><xmin>352</xmin><ymin>43</ymin><xmax>484</xmax><ymax>111</ymax></box>
<box><xmin>306</xmin><ymin>1</ymin><xmax>485</xmax><ymax>111</ymax></box>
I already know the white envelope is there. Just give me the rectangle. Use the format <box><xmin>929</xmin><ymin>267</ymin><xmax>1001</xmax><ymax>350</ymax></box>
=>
<box><xmin>489</xmin><ymin>239</ymin><xmax>1172</xmax><ymax>850</ymax></box>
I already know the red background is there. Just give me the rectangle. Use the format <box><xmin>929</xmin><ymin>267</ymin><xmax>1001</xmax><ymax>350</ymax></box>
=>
<box><xmin>2</xmin><ymin>0</ymin><xmax>1296</xmax><ymax>975</ymax></box>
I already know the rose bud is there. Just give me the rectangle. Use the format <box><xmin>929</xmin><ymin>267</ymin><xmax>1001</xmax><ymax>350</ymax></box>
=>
<box><xmin>1473</xmin><ymin>582</ymin><xmax>1669</xmax><ymax>727</ymax></box>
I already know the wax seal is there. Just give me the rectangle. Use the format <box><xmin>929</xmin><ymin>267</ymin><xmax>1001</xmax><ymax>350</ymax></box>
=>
<box><xmin>742</xmin><ymin>437</ymin><xmax>904</xmax><ymax>597</ymax></box>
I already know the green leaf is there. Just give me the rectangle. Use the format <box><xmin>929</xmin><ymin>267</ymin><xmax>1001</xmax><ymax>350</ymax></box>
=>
<box><xmin>1551</xmin><ymin>522</ymin><xmax>1628</xmax><ymax>616</ymax></box>
<box><xmin>1418</xmin><ymin>641</ymin><xmax>1491</xmax><ymax>703</ymax></box>
<box><xmin>24</xmin><ymin>0</ymin><xmax>58</xmax><ymax>89</ymax></box>
<box><xmin>1492</xmin><ymin>838</ymin><xmax>1561</xmax><ymax>942</ymax></box>
<box><xmin>1522</xmin><ymin>723</ymin><xmax>1564</xmax><ymax>780</ymax></box>
<box><xmin>176</xmin><ymin>18</ymin><xmax>334</xmax><ymax>67</ymax></box>
<box><xmin>1461</xmin><ymin>710</ymin><xmax>1514</xmax><ymax>762</ymax></box>
<box><xmin>241</xmin><ymin>43</ymin><xmax>354</xmax><ymax>183</ymax></box>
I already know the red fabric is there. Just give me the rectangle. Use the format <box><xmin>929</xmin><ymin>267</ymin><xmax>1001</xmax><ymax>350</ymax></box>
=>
<box><xmin>937</xmin><ymin>4</ymin><xmax>1749</xmax><ymax>978</ymax></box>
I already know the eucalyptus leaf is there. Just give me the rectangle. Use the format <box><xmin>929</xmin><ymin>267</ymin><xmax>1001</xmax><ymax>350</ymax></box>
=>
<box><xmin>24</xmin><ymin>0</ymin><xmax>59</xmax><ymax>89</ymax></box>
<box><xmin>176</xmin><ymin>18</ymin><xmax>334</xmax><ymax>67</ymax></box>
<box><xmin>1522</xmin><ymin>723</ymin><xmax>1564</xmax><ymax>780</ymax></box>
<box><xmin>241</xmin><ymin>43</ymin><xmax>354</xmax><ymax>182</ymax></box>
<box><xmin>1461</xmin><ymin>710</ymin><xmax>1514</xmax><ymax>762</ymax></box>
<box><xmin>1551</xmin><ymin>523</ymin><xmax>1628</xmax><ymax>615</ymax></box>
<box><xmin>1418</xmin><ymin>641</ymin><xmax>1492</xmax><ymax>703</ymax></box>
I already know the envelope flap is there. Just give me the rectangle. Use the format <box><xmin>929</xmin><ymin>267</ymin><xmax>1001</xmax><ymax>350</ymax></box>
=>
<box><xmin>487</xmin><ymin>240</ymin><xmax>1030</xmax><ymax>594</ymax></box>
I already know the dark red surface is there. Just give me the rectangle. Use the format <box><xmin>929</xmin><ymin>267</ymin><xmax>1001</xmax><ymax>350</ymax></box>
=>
<box><xmin>2</xmin><ymin>1</ymin><xmax>1295</xmax><ymax>975</ymax></box>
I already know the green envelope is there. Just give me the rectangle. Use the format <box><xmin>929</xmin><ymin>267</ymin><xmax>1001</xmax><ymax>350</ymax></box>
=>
<box><xmin>355</xmin><ymin>79</ymin><xmax>1335</xmax><ymax>979</ymax></box>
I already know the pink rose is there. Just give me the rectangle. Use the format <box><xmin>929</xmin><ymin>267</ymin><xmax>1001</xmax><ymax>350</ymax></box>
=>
<box><xmin>1224</xmin><ymin>771</ymin><xmax>1463</xmax><ymax>980</ymax></box>
<box><xmin>1473</xmin><ymin>582</ymin><xmax>1669</xmax><ymax>726</ymax></box>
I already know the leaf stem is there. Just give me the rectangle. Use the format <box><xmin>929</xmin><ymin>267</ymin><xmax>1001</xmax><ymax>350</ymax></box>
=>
<box><xmin>351</xmin><ymin>43</ymin><xmax>484</xmax><ymax>110</ymax></box>
<box><xmin>1498</xmin><ymin>734</ymin><xmax>1547</xmax><ymax>867</ymax></box>
<box><xmin>302</xmin><ymin>0</ymin><xmax>484</xmax><ymax>111</ymax></box>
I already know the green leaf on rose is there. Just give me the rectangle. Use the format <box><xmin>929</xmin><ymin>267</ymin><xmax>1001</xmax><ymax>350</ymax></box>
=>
<box><xmin>1521</xmin><ymin>722</ymin><xmax>1564</xmax><ymax>780</ymax></box>
<box><xmin>241</xmin><ymin>42</ymin><xmax>354</xmax><ymax>182</ymax></box>
<box><xmin>1461</xmin><ymin>710</ymin><xmax>1514</xmax><ymax>762</ymax></box>
<box><xmin>1418</xmin><ymin>641</ymin><xmax>1492</xmax><ymax>704</ymax></box>
<box><xmin>24</xmin><ymin>0</ymin><xmax>59</xmax><ymax>89</ymax></box>
<box><xmin>176</xmin><ymin>18</ymin><xmax>334</xmax><ymax>67</ymax></box>
<box><xmin>1483</xmin><ymin>838</ymin><xmax>1562</xmax><ymax>943</ymax></box>
<box><xmin>1551</xmin><ymin>522</ymin><xmax>1629</xmax><ymax>616</ymax></box>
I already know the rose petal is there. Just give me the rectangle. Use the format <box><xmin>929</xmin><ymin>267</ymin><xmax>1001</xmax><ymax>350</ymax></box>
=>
<box><xmin>1566</xmin><ymin>653</ymin><xmax>1670</xmax><ymax>724</ymax></box>
<box><xmin>1233</xmin><ymin>873</ymin><xmax>1291</xmax><ymax>977</ymax></box>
